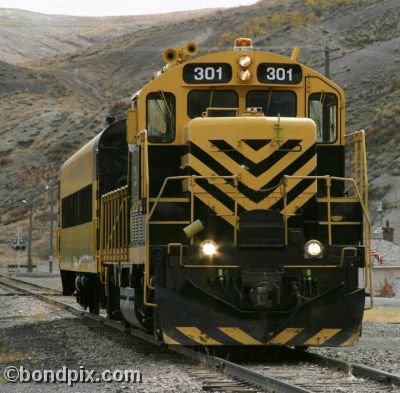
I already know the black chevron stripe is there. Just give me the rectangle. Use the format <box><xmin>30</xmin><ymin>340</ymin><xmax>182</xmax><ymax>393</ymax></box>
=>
<box><xmin>189</xmin><ymin>142</ymin><xmax>233</xmax><ymax>177</ymax></box>
<box><xmin>271</xmin><ymin>172</ymin><xmax>316</xmax><ymax>212</ymax></box>
<box><xmin>242</xmin><ymin>139</ymin><xmax>272</xmax><ymax>151</ymax></box>
<box><xmin>189</xmin><ymin>168</ymin><xmax>237</xmax><ymax>213</ymax></box>
<box><xmin>190</xmin><ymin>165</ymin><xmax>316</xmax><ymax>220</ymax></box>
<box><xmin>189</xmin><ymin>140</ymin><xmax>316</xmax><ymax>204</ymax></box>
<box><xmin>193</xmin><ymin>171</ymin><xmax>316</xmax><ymax>225</ymax></box>
<box><xmin>209</xmin><ymin>139</ymin><xmax>302</xmax><ymax>177</ymax></box>
<box><xmin>237</xmin><ymin>144</ymin><xmax>316</xmax><ymax>203</ymax></box>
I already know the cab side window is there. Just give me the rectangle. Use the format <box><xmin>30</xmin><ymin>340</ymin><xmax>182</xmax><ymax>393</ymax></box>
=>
<box><xmin>146</xmin><ymin>92</ymin><xmax>176</xmax><ymax>143</ymax></box>
<box><xmin>188</xmin><ymin>90</ymin><xmax>238</xmax><ymax>118</ymax></box>
<box><xmin>309</xmin><ymin>93</ymin><xmax>337</xmax><ymax>143</ymax></box>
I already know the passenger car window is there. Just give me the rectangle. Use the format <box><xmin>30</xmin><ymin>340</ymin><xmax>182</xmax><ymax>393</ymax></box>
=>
<box><xmin>146</xmin><ymin>92</ymin><xmax>175</xmax><ymax>143</ymax></box>
<box><xmin>188</xmin><ymin>90</ymin><xmax>238</xmax><ymax>118</ymax></box>
<box><xmin>309</xmin><ymin>93</ymin><xmax>337</xmax><ymax>143</ymax></box>
<box><xmin>246</xmin><ymin>90</ymin><xmax>296</xmax><ymax>117</ymax></box>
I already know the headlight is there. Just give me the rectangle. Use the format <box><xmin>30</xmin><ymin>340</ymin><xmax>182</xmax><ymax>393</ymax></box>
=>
<box><xmin>200</xmin><ymin>240</ymin><xmax>218</xmax><ymax>258</ymax></box>
<box><xmin>239</xmin><ymin>69</ymin><xmax>252</xmax><ymax>81</ymax></box>
<box><xmin>238</xmin><ymin>55</ymin><xmax>252</xmax><ymax>67</ymax></box>
<box><xmin>304</xmin><ymin>240</ymin><xmax>324</xmax><ymax>258</ymax></box>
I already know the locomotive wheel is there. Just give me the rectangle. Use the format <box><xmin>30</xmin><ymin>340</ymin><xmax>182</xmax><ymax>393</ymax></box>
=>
<box><xmin>89</xmin><ymin>300</ymin><xmax>100</xmax><ymax>315</ymax></box>
<box><xmin>106</xmin><ymin>273</ymin><xmax>121</xmax><ymax>320</ymax></box>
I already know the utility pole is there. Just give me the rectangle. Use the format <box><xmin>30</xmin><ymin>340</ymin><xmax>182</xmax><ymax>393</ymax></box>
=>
<box><xmin>46</xmin><ymin>185</ymin><xmax>57</xmax><ymax>273</ymax></box>
<box><xmin>313</xmin><ymin>45</ymin><xmax>340</xmax><ymax>79</ymax></box>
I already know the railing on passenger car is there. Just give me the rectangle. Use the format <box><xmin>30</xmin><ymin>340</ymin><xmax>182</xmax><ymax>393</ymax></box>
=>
<box><xmin>100</xmin><ymin>185</ymin><xmax>130</xmax><ymax>263</ymax></box>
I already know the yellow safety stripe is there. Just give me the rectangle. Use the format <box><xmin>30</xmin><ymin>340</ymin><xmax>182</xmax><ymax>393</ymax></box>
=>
<box><xmin>304</xmin><ymin>329</ymin><xmax>342</xmax><ymax>346</ymax></box>
<box><xmin>268</xmin><ymin>328</ymin><xmax>304</xmax><ymax>345</ymax></box>
<box><xmin>218</xmin><ymin>327</ymin><xmax>262</xmax><ymax>345</ymax></box>
<box><xmin>162</xmin><ymin>332</ymin><xmax>181</xmax><ymax>345</ymax></box>
<box><xmin>176</xmin><ymin>327</ymin><xmax>222</xmax><ymax>345</ymax></box>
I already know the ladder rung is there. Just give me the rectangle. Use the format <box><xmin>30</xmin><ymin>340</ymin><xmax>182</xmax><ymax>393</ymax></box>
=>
<box><xmin>149</xmin><ymin>197</ymin><xmax>190</xmax><ymax>203</ymax></box>
<box><xmin>149</xmin><ymin>221</ymin><xmax>191</xmax><ymax>225</ymax></box>
<box><xmin>319</xmin><ymin>221</ymin><xmax>362</xmax><ymax>225</ymax></box>
<box><xmin>317</xmin><ymin>197</ymin><xmax>360</xmax><ymax>203</ymax></box>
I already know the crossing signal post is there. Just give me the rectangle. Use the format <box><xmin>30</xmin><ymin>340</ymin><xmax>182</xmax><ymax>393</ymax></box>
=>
<box><xmin>22</xmin><ymin>198</ymin><xmax>34</xmax><ymax>272</ymax></box>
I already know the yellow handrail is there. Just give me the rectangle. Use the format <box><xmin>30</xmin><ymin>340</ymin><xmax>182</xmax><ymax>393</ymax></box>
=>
<box><xmin>55</xmin><ymin>228</ymin><xmax>61</xmax><ymax>259</ymax></box>
<box><xmin>283</xmin><ymin>131</ymin><xmax>372</xmax><ymax>309</ymax></box>
<box><xmin>92</xmin><ymin>217</ymin><xmax>99</xmax><ymax>271</ymax></box>
<box><xmin>136</xmin><ymin>129</ymin><xmax>157</xmax><ymax>307</ymax></box>
<box><xmin>101</xmin><ymin>186</ymin><xmax>129</xmax><ymax>263</ymax></box>
<box><xmin>345</xmin><ymin>130</ymin><xmax>372</xmax><ymax>307</ymax></box>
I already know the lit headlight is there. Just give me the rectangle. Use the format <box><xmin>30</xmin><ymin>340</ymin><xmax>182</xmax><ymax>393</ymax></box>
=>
<box><xmin>304</xmin><ymin>240</ymin><xmax>324</xmax><ymax>258</ymax></box>
<box><xmin>200</xmin><ymin>240</ymin><xmax>218</xmax><ymax>258</ymax></box>
<box><xmin>239</xmin><ymin>69</ymin><xmax>252</xmax><ymax>81</ymax></box>
<box><xmin>238</xmin><ymin>55</ymin><xmax>252</xmax><ymax>67</ymax></box>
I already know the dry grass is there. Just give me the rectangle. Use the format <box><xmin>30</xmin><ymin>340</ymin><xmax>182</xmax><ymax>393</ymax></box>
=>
<box><xmin>375</xmin><ymin>277</ymin><xmax>396</xmax><ymax>298</ymax></box>
<box><xmin>0</xmin><ymin>352</ymin><xmax>28</xmax><ymax>364</ymax></box>
<box><xmin>364</xmin><ymin>307</ymin><xmax>400</xmax><ymax>324</ymax></box>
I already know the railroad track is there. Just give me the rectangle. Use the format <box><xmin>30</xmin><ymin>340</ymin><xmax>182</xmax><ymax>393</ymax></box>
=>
<box><xmin>0</xmin><ymin>275</ymin><xmax>61</xmax><ymax>296</ymax></box>
<box><xmin>1</xmin><ymin>274</ymin><xmax>399</xmax><ymax>393</ymax></box>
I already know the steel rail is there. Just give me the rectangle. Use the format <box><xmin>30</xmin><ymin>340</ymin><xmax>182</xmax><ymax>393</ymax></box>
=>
<box><xmin>0</xmin><ymin>275</ymin><xmax>61</xmax><ymax>296</ymax></box>
<box><xmin>2</xmin><ymin>274</ymin><xmax>399</xmax><ymax>392</ymax></box>
<box><xmin>170</xmin><ymin>345</ymin><xmax>313</xmax><ymax>393</ymax></box>
<box><xmin>303</xmin><ymin>351</ymin><xmax>400</xmax><ymax>387</ymax></box>
<box><xmin>0</xmin><ymin>274</ymin><xmax>311</xmax><ymax>392</ymax></box>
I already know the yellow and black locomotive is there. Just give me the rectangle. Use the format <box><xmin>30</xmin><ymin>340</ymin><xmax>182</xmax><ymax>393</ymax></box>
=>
<box><xmin>58</xmin><ymin>38</ymin><xmax>371</xmax><ymax>347</ymax></box>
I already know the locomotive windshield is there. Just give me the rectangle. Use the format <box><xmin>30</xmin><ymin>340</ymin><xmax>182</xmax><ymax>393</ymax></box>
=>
<box><xmin>246</xmin><ymin>90</ymin><xmax>296</xmax><ymax>117</ymax></box>
<box><xmin>188</xmin><ymin>89</ymin><xmax>238</xmax><ymax>118</ymax></box>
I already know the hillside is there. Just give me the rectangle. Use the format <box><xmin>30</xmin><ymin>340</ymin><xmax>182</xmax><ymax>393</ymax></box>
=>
<box><xmin>0</xmin><ymin>8</ymin><xmax>217</xmax><ymax>64</ymax></box>
<box><xmin>0</xmin><ymin>0</ymin><xmax>400</xmax><ymax>259</ymax></box>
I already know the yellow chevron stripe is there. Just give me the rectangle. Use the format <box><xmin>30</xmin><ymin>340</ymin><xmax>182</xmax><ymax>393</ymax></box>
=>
<box><xmin>268</xmin><ymin>328</ymin><xmax>304</xmax><ymax>344</ymax></box>
<box><xmin>283</xmin><ymin>181</ymin><xmax>317</xmax><ymax>216</ymax></box>
<box><xmin>188</xmin><ymin>150</ymin><xmax>315</xmax><ymax>196</ymax></box>
<box><xmin>218</xmin><ymin>327</ymin><xmax>262</xmax><ymax>345</ymax></box>
<box><xmin>188</xmin><ymin>153</ymin><xmax>316</xmax><ymax>212</ymax></box>
<box><xmin>304</xmin><ymin>329</ymin><xmax>342</xmax><ymax>346</ymax></box>
<box><xmin>233</xmin><ymin>141</ymin><xmax>278</xmax><ymax>164</ymax></box>
<box><xmin>340</xmin><ymin>330</ymin><xmax>360</xmax><ymax>347</ymax></box>
<box><xmin>176</xmin><ymin>327</ymin><xmax>222</xmax><ymax>345</ymax></box>
<box><xmin>162</xmin><ymin>332</ymin><xmax>181</xmax><ymax>345</ymax></box>
<box><xmin>204</xmin><ymin>142</ymin><xmax>315</xmax><ymax>190</ymax></box>
<box><xmin>189</xmin><ymin>171</ymin><xmax>273</xmax><ymax>218</ymax></box>
<box><xmin>187</xmin><ymin>154</ymin><xmax>282</xmax><ymax>209</ymax></box>
<box><xmin>191</xmin><ymin>182</ymin><xmax>236</xmax><ymax>226</ymax></box>
<box><xmin>211</xmin><ymin>139</ymin><xmax>283</xmax><ymax>165</ymax></box>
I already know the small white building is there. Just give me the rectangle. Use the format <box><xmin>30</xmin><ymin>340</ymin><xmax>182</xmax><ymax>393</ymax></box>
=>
<box><xmin>369</xmin><ymin>238</ymin><xmax>400</xmax><ymax>297</ymax></box>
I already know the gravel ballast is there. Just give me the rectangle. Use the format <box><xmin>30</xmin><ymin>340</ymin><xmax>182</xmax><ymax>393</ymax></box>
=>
<box><xmin>0</xmin><ymin>295</ymin><xmax>203</xmax><ymax>392</ymax></box>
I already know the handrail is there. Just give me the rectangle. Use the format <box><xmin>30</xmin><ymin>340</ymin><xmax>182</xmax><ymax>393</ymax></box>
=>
<box><xmin>344</xmin><ymin>129</ymin><xmax>371</xmax><ymax>307</ymax></box>
<box><xmin>92</xmin><ymin>217</ymin><xmax>99</xmax><ymax>271</ymax></box>
<box><xmin>55</xmin><ymin>228</ymin><xmax>61</xmax><ymax>259</ymax></box>
<box><xmin>144</xmin><ymin>174</ymin><xmax>240</xmax><ymax>298</ymax></box>
<box><xmin>283</xmin><ymin>174</ymin><xmax>372</xmax><ymax>308</ymax></box>
<box><xmin>345</xmin><ymin>130</ymin><xmax>369</xmax><ymax>211</ymax></box>
<box><xmin>136</xmin><ymin>129</ymin><xmax>157</xmax><ymax>307</ymax></box>
<box><xmin>100</xmin><ymin>186</ymin><xmax>129</xmax><ymax>262</ymax></box>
